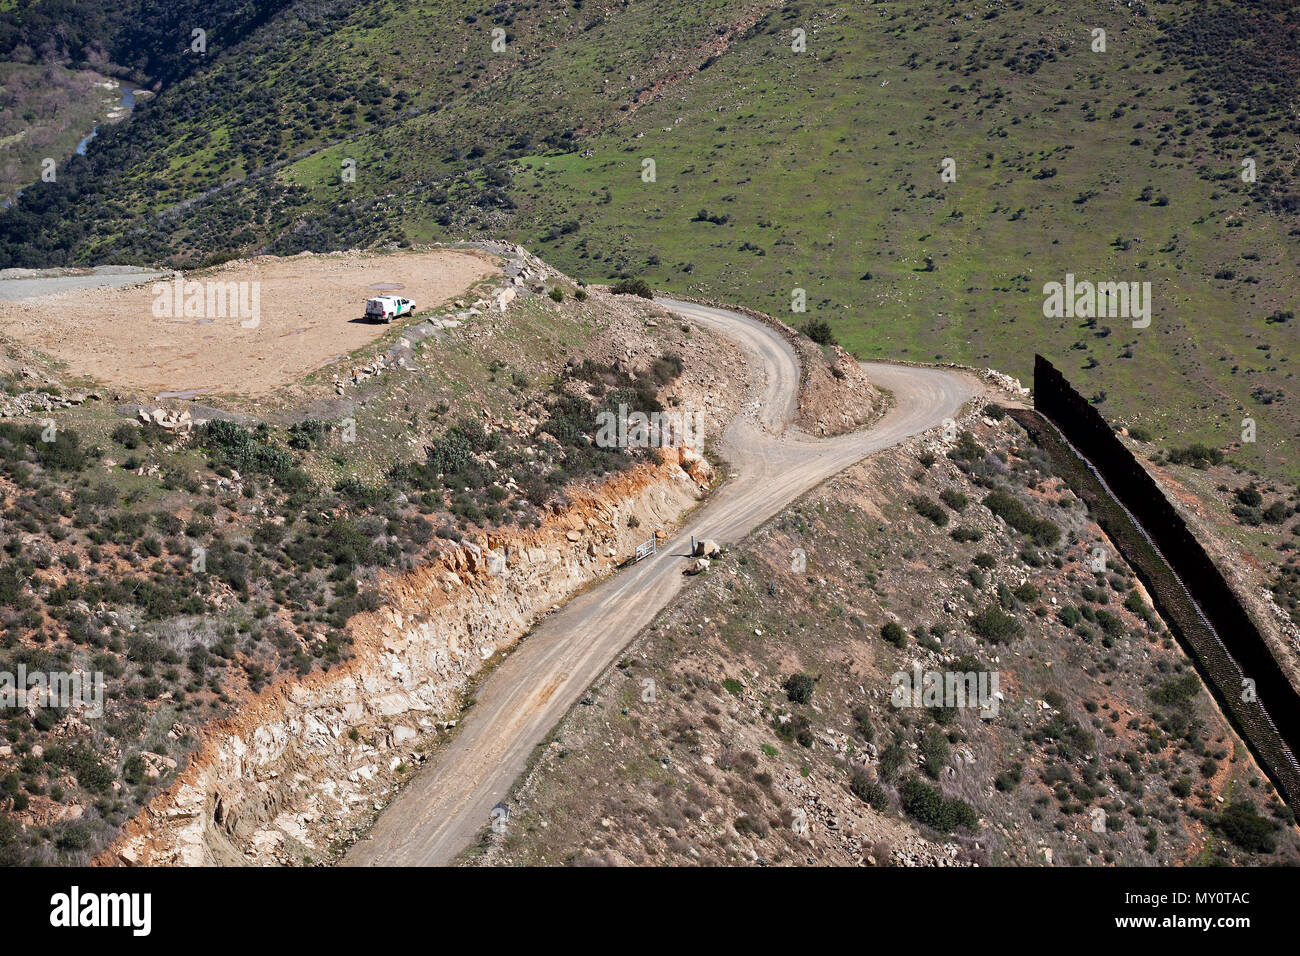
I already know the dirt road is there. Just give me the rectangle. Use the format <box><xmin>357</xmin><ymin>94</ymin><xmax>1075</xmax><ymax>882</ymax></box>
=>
<box><xmin>344</xmin><ymin>298</ymin><xmax>980</xmax><ymax>867</ymax></box>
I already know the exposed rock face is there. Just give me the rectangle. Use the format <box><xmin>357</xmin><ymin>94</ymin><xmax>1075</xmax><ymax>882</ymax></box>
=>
<box><xmin>100</xmin><ymin>455</ymin><xmax>709</xmax><ymax>866</ymax></box>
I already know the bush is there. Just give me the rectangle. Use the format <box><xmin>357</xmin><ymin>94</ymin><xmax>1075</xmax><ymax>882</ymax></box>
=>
<box><xmin>1212</xmin><ymin>801</ymin><xmax>1277</xmax><ymax>853</ymax></box>
<box><xmin>800</xmin><ymin>319</ymin><xmax>837</xmax><ymax>346</ymax></box>
<box><xmin>878</xmin><ymin>742</ymin><xmax>907</xmax><ymax>781</ymax></box>
<box><xmin>910</xmin><ymin>495</ymin><xmax>948</xmax><ymax>526</ymax></box>
<box><xmin>971</xmin><ymin>605</ymin><xmax>1023</xmax><ymax>643</ymax></box>
<box><xmin>1167</xmin><ymin>443</ymin><xmax>1223</xmax><ymax>469</ymax></box>
<box><xmin>1012</xmin><ymin>582</ymin><xmax>1038</xmax><ymax>603</ymax></box>
<box><xmin>1235</xmin><ymin>485</ymin><xmax>1263</xmax><ymax>507</ymax></box>
<box><xmin>610</xmin><ymin>277</ymin><xmax>653</xmax><ymax>299</ymax></box>
<box><xmin>199</xmin><ymin>420</ymin><xmax>291</xmax><ymax>477</ymax></box>
<box><xmin>950</xmin><ymin>526</ymin><xmax>983</xmax><ymax>543</ymax></box>
<box><xmin>881</xmin><ymin>620</ymin><xmax>907</xmax><ymax>647</ymax></box>
<box><xmin>287</xmin><ymin>419</ymin><xmax>328</xmax><ymax>450</ymax></box>
<box><xmin>920</xmin><ymin>727</ymin><xmax>949</xmax><ymax>778</ymax></box>
<box><xmin>852</xmin><ymin>704</ymin><xmax>875</xmax><ymax>742</ymax></box>
<box><xmin>898</xmin><ymin>778</ymin><xmax>979</xmax><ymax>833</ymax></box>
<box><xmin>983</xmin><ymin>490</ymin><xmax>1060</xmax><ymax>546</ymax></box>
<box><xmin>1151</xmin><ymin>673</ymin><xmax>1200</xmax><ymax>708</ymax></box>
<box><xmin>783</xmin><ymin>672</ymin><xmax>814</xmax><ymax>704</ymax></box>
<box><xmin>850</xmin><ymin>771</ymin><xmax>889</xmax><ymax>809</ymax></box>
<box><xmin>548</xmin><ymin>288</ymin><xmax>564</xmax><ymax>302</ymax></box>
<box><xmin>940</xmin><ymin>489</ymin><xmax>968</xmax><ymax>511</ymax></box>
<box><xmin>111</xmin><ymin>423</ymin><xmax>140</xmax><ymax>448</ymax></box>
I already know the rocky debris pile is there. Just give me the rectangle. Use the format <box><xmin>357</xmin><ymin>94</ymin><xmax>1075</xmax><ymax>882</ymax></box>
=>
<box><xmin>0</xmin><ymin>388</ymin><xmax>98</xmax><ymax>417</ymax></box>
<box><xmin>333</xmin><ymin>352</ymin><xmax>392</xmax><ymax>395</ymax></box>
<box><xmin>981</xmin><ymin>367</ymin><xmax>1029</xmax><ymax>397</ymax></box>
<box><xmin>684</xmin><ymin>557</ymin><xmax>711</xmax><ymax>575</ymax></box>
<box><xmin>137</xmin><ymin>406</ymin><xmax>195</xmax><ymax>434</ymax></box>
<box><xmin>0</xmin><ymin>366</ymin><xmax>100</xmax><ymax>418</ymax></box>
<box><xmin>657</xmin><ymin>445</ymin><xmax>714</xmax><ymax>488</ymax></box>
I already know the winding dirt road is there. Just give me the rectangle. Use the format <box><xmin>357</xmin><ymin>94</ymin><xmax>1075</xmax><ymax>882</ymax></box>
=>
<box><xmin>344</xmin><ymin>299</ymin><xmax>981</xmax><ymax>866</ymax></box>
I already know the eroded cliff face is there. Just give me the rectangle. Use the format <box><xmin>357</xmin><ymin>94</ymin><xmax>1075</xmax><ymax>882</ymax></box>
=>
<box><xmin>100</xmin><ymin>450</ymin><xmax>714</xmax><ymax>866</ymax></box>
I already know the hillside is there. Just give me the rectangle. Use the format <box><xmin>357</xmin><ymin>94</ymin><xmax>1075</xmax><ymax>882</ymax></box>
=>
<box><xmin>0</xmin><ymin>245</ymin><xmax>745</xmax><ymax>863</ymax></box>
<box><xmin>469</xmin><ymin>402</ymin><xmax>1300</xmax><ymax>867</ymax></box>
<box><xmin>0</xmin><ymin>0</ymin><xmax>1297</xmax><ymax>485</ymax></box>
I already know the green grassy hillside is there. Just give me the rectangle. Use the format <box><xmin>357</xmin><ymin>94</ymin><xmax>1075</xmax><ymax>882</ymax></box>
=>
<box><xmin>2</xmin><ymin>0</ymin><xmax>1298</xmax><ymax>475</ymax></box>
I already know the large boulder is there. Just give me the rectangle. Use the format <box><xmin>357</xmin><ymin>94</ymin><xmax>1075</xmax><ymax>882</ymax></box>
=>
<box><xmin>684</xmin><ymin>557</ymin><xmax>711</xmax><ymax>576</ymax></box>
<box><xmin>693</xmin><ymin>539</ymin><xmax>721</xmax><ymax>558</ymax></box>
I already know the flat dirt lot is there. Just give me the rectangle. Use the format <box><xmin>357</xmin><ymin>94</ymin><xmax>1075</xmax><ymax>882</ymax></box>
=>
<box><xmin>0</xmin><ymin>250</ymin><xmax>498</xmax><ymax>398</ymax></box>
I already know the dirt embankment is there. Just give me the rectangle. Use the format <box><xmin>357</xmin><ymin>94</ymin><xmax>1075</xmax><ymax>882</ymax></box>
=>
<box><xmin>99</xmin><ymin>449</ymin><xmax>715</xmax><ymax>866</ymax></box>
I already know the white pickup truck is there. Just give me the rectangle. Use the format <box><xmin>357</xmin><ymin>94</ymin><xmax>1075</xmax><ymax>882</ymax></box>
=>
<box><xmin>365</xmin><ymin>295</ymin><xmax>416</xmax><ymax>323</ymax></box>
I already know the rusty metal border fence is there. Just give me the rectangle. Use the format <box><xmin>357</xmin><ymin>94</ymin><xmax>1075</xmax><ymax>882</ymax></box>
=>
<box><xmin>1030</xmin><ymin>354</ymin><xmax>1300</xmax><ymax>815</ymax></box>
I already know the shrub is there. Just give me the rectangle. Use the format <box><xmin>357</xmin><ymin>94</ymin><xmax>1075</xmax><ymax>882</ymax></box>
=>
<box><xmin>983</xmin><ymin>490</ymin><xmax>1060</xmax><ymax>546</ymax></box>
<box><xmin>610</xmin><ymin>277</ymin><xmax>654</xmax><ymax>299</ymax></box>
<box><xmin>881</xmin><ymin>620</ymin><xmax>907</xmax><ymax>647</ymax></box>
<box><xmin>1212</xmin><ymin>801</ymin><xmax>1277</xmax><ymax>853</ymax></box>
<box><xmin>1012</xmin><ymin>582</ymin><xmax>1038</xmax><ymax>603</ymax></box>
<box><xmin>920</xmin><ymin>727</ymin><xmax>949</xmax><ymax>778</ymax></box>
<box><xmin>878</xmin><ymin>742</ymin><xmax>907</xmax><ymax>781</ymax></box>
<box><xmin>850</xmin><ymin>770</ymin><xmax>889</xmax><ymax>810</ymax></box>
<box><xmin>898</xmin><ymin>778</ymin><xmax>979</xmax><ymax>833</ymax></box>
<box><xmin>971</xmin><ymin>605</ymin><xmax>1023</xmax><ymax>642</ymax></box>
<box><xmin>800</xmin><ymin>319</ymin><xmax>837</xmax><ymax>346</ymax></box>
<box><xmin>950</xmin><ymin>526</ymin><xmax>983</xmax><ymax>543</ymax></box>
<box><xmin>287</xmin><ymin>419</ymin><xmax>328</xmax><ymax>450</ymax></box>
<box><xmin>111</xmin><ymin>423</ymin><xmax>140</xmax><ymax>448</ymax></box>
<box><xmin>548</xmin><ymin>288</ymin><xmax>564</xmax><ymax>302</ymax></box>
<box><xmin>1167</xmin><ymin>443</ymin><xmax>1223</xmax><ymax>469</ymax></box>
<box><xmin>1151</xmin><ymin>673</ymin><xmax>1200</xmax><ymax>708</ymax></box>
<box><xmin>940</xmin><ymin>489</ymin><xmax>968</xmax><ymax>511</ymax></box>
<box><xmin>199</xmin><ymin>420</ymin><xmax>291</xmax><ymax>477</ymax></box>
<box><xmin>852</xmin><ymin>704</ymin><xmax>875</xmax><ymax>742</ymax></box>
<box><xmin>783</xmin><ymin>672</ymin><xmax>814</xmax><ymax>704</ymax></box>
<box><xmin>910</xmin><ymin>495</ymin><xmax>948</xmax><ymax>526</ymax></box>
<box><xmin>1236</xmin><ymin>485</ymin><xmax>1263</xmax><ymax>507</ymax></box>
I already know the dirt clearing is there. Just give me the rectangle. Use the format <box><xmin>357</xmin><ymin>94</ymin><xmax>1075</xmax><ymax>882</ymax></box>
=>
<box><xmin>0</xmin><ymin>249</ymin><xmax>498</xmax><ymax>398</ymax></box>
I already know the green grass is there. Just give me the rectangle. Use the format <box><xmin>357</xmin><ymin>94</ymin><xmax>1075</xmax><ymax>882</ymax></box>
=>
<box><xmin>5</xmin><ymin>0</ymin><xmax>1299</xmax><ymax>480</ymax></box>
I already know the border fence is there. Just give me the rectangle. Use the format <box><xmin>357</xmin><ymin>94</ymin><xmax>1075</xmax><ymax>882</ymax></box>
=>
<box><xmin>1030</xmin><ymin>354</ymin><xmax>1300</xmax><ymax>815</ymax></box>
